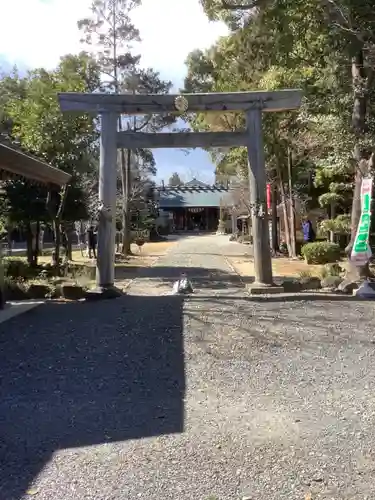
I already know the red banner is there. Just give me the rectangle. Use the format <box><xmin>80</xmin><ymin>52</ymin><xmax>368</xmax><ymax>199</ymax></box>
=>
<box><xmin>266</xmin><ymin>183</ymin><xmax>271</xmax><ymax>210</ymax></box>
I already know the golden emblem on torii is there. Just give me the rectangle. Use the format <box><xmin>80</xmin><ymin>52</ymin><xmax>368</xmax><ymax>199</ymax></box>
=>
<box><xmin>174</xmin><ymin>95</ymin><xmax>189</xmax><ymax>113</ymax></box>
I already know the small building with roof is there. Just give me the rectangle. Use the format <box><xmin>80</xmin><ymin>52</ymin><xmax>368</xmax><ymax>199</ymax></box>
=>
<box><xmin>0</xmin><ymin>141</ymin><xmax>71</xmax><ymax>186</ymax></box>
<box><xmin>156</xmin><ymin>178</ymin><xmax>230</xmax><ymax>232</ymax></box>
<box><xmin>0</xmin><ymin>140</ymin><xmax>71</xmax><ymax>309</ymax></box>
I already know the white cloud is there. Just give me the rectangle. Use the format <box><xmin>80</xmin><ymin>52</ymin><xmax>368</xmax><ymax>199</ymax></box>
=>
<box><xmin>0</xmin><ymin>0</ymin><xmax>227</xmax><ymax>83</ymax></box>
<box><xmin>132</xmin><ymin>0</ymin><xmax>228</xmax><ymax>82</ymax></box>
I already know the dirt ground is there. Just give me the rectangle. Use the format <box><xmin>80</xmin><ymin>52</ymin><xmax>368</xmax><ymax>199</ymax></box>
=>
<box><xmin>38</xmin><ymin>240</ymin><xmax>176</xmax><ymax>267</ymax></box>
<box><xmin>227</xmin><ymin>254</ymin><xmax>325</xmax><ymax>280</ymax></box>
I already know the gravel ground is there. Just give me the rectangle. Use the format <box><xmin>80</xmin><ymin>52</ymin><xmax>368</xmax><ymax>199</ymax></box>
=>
<box><xmin>2</xmin><ymin>234</ymin><xmax>375</xmax><ymax>500</ymax></box>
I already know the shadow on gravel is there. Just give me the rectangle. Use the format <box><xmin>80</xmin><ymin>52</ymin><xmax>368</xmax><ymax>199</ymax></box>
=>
<box><xmin>190</xmin><ymin>293</ymin><xmax>371</xmax><ymax>302</ymax></box>
<box><xmin>117</xmin><ymin>264</ymin><xmax>245</xmax><ymax>291</ymax></box>
<box><xmin>0</xmin><ymin>295</ymin><xmax>185</xmax><ymax>500</ymax></box>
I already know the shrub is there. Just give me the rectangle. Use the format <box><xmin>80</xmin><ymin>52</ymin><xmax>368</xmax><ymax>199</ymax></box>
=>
<box><xmin>317</xmin><ymin>215</ymin><xmax>351</xmax><ymax>237</ymax></box>
<box><xmin>27</xmin><ymin>283</ymin><xmax>52</xmax><ymax>299</ymax></box>
<box><xmin>4</xmin><ymin>258</ymin><xmax>31</xmax><ymax>279</ymax></box>
<box><xmin>321</xmin><ymin>262</ymin><xmax>343</xmax><ymax>278</ymax></box>
<box><xmin>64</xmin><ymin>263</ymin><xmax>96</xmax><ymax>280</ymax></box>
<box><xmin>321</xmin><ymin>275</ymin><xmax>343</xmax><ymax>289</ymax></box>
<box><xmin>298</xmin><ymin>270</ymin><xmax>312</xmax><ymax>279</ymax></box>
<box><xmin>300</xmin><ymin>276</ymin><xmax>322</xmax><ymax>290</ymax></box>
<box><xmin>3</xmin><ymin>277</ymin><xmax>29</xmax><ymax>301</ymax></box>
<box><xmin>301</xmin><ymin>241</ymin><xmax>341</xmax><ymax>265</ymax></box>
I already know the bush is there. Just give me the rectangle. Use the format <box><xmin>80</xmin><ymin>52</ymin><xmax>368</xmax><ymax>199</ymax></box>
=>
<box><xmin>3</xmin><ymin>277</ymin><xmax>29</xmax><ymax>301</ymax></box>
<box><xmin>298</xmin><ymin>270</ymin><xmax>313</xmax><ymax>279</ymax></box>
<box><xmin>64</xmin><ymin>263</ymin><xmax>96</xmax><ymax>280</ymax></box>
<box><xmin>301</xmin><ymin>241</ymin><xmax>341</xmax><ymax>265</ymax></box>
<box><xmin>4</xmin><ymin>257</ymin><xmax>32</xmax><ymax>279</ymax></box>
<box><xmin>321</xmin><ymin>275</ymin><xmax>343</xmax><ymax>289</ymax></box>
<box><xmin>27</xmin><ymin>283</ymin><xmax>52</xmax><ymax>299</ymax></box>
<box><xmin>320</xmin><ymin>262</ymin><xmax>343</xmax><ymax>279</ymax></box>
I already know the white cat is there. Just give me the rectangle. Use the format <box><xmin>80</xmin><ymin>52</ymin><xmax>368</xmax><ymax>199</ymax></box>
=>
<box><xmin>171</xmin><ymin>273</ymin><xmax>194</xmax><ymax>294</ymax></box>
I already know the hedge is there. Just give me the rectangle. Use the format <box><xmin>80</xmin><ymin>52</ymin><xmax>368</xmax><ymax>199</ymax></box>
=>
<box><xmin>301</xmin><ymin>241</ymin><xmax>341</xmax><ymax>265</ymax></box>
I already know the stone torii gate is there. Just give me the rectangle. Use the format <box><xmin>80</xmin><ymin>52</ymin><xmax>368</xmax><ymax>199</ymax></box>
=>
<box><xmin>58</xmin><ymin>90</ymin><xmax>302</xmax><ymax>297</ymax></box>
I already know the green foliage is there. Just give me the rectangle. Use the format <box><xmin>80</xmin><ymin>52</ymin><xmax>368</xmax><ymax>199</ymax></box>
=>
<box><xmin>192</xmin><ymin>0</ymin><xmax>375</xmax><ymax>255</ymax></box>
<box><xmin>320</xmin><ymin>262</ymin><xmax>343</xmax><ymax>279</ymax></box>
<box><xmin>168</xmin><ymin>172</ymin><xmax>184</xmax><ymax>186</ymax></box>
<box><xmin>298</xmin><ymin>270</ymin><xmax>313</xmax><ymax>279</ymax></box>
<box><xmin>5</xmin><ymin>53</ymin><xmax>100</xmax><ymax>173</ymax></box>
<box><xmin>318</xmin><ymin>215</ymin><xmax>351</xmax><ymax>236</ymax></box>
<box><xmin>3</xmin><ymin>257</ymin><xmax>31</xmax><ymax>279</ymax></box>
<box><xmin>0</xmin><ymin>53</ymin><xmax>100</xmax><ymax>239</ymax></box>
<box><xmin>1</xmin><ymin>181</ymin><xmax>48</xmax><ymax>225</ymax></box>
<box><xmin>184</xmin><ymin>0</ymin><xmax>353</xmax><ymax>191</ymax></box>
<box><xmin>3</xmin><ymin>277</ymin><xmax>29</xmax><ymax>301</ymax></box>
<box><xmin>301</xmin><ymin>241</ymin><xmax>341</xmax><ymax>264</ymax></box>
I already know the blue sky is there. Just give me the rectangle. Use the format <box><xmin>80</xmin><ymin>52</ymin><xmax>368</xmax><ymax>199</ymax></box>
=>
<box><xmin>0</xmin><ymin>0</ymin><xmax>228</xmax><ymax>184</ymax></box>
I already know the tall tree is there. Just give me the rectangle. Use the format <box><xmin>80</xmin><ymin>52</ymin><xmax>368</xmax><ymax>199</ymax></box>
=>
<box><xmin>168</xmin><ymin>172</ymin><xmax>184</xmax><ymax>186</ymax></box>
<box><xmin>199</xmin><ymin>0</ymin><xmax>375</xmax><ymax>281</ymax></box>
<box><xmin>184</xmin><ymin>2</ymin><xmax>338</xmax><ymax>256</ymax></box>
<box><xmin>78</xmin><ymin>0</ymin><xmax>173</xmax><ymax>255</ymax></box>
<box><xmin>4</xmin><ymin>53</ymin><xmax>101</xmax><ymax>265</ymax></box>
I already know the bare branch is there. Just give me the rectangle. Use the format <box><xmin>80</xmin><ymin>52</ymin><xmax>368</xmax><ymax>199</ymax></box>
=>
<box><xmin>134</xmin><ymin>116</ymin><xmax>151</xmax><ymax>132</ymax></box>
<box><xmin>325</xmin><ymin>0</ymin><xmax>351</xmax><ymax>28</ymax></box>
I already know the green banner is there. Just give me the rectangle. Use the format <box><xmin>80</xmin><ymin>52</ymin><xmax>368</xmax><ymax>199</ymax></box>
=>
<box><xmin>351</xmin><ymin>177</ymin><xmax>373</xmax><ymax>266</ymax></box>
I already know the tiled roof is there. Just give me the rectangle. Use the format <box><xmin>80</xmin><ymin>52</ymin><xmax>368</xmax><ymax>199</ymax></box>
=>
<box><xmin>183</xmin><ymin>178</ymin><xmax>210</xmax><ymax>188</ymax></box>
<box><xmin>157</xmin><ymin>186</ymin><xmax>230</xmax><ymax>208</ymax></box>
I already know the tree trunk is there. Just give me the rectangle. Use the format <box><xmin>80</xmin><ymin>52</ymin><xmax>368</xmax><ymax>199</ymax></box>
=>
<box><xmin>271</xmin><ymin>182</ymin><xmax>279</xmax><ymax>253</ymax></box>
<box><xmin>277</xmin><ymin>167</ymin><xmax>292</xmax><ymax>256</ymax></box>
<box><xmin>287</xmin><ymin>147</ymin><xmax>297</xmax><ymax>258</ymax></box>
<box><xmin>47</xmin><ymin>186</ymin><xmax>68</xmax><ymax>271</ymax></box>
<box><xmin>52</xmin><ymin>219</ymin><xmax>61</xmax><ymax>268</ymax></box>
<box><xmin>121</xmin><ymin>148</ymin><xmax>132</xmax><ymax>255</ymax></box>
<box><xmin>343</xmin><ymin>49</ymin><xmax>373</xmax><ymax>285</ymax></box>
<box><xmin>64</xmin><ymin>223</ymin><xmax>73</xmax><ymax>261</ymax></box>
<box><xmin>25</xmin><ymin>224</ymin><xmax>34</xmax><ymax>266</ymax></box>
<box><xmin>33</xmin><ymin>222</ymin><xmax>40</xmax><ymax>266</ymax></box>
<box><xmin>118</xmin><ymin>114</ymin><xmax>132</xmax><ymax>256</ymax></box>
<box><xmin>6</xmin><ymin>227</ymin><xmax>13</xmax><ymax>256</ymax></box>
<box><xmin>330</xmin><ymin>202</ymin><xmax>336</xmax><ymax>243</ymax></box>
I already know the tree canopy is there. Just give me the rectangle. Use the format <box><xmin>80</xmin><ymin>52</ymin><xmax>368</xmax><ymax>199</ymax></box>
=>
<box><xmin>184</xmin><ymin>0</ymin><xmax>375</xmax><ymax>267</ymax></box>
<box><xmin>168</xmin><ymin>172</ymin><xmax>184</xmax><ymax>186</ymax></box>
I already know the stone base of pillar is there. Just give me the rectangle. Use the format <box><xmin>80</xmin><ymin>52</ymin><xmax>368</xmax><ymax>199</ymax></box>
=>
<box><xmin>247</xmin><ymin>283</ymin><xmax>284</xmax><ymax>295</ymax></box>
<box><xmin>85</xmin><ymin>286</ymin><xmax>123</xmax><ymax>301</ymax></box>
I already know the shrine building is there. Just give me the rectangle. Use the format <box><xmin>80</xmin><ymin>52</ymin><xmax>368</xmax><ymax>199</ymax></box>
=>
<box><xmin>156</xmin><ymin>178</ymin><xmax>230</xmax><ymax>232</ymax></box>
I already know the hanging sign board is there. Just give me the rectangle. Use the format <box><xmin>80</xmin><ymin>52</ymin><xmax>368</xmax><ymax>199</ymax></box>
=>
<box><xmin>350</xmin><ymin>177</ymin><xmax>373</xmax><ymax>266</ymax></box>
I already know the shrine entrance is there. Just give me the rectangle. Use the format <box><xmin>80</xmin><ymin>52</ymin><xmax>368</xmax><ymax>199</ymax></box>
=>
<box><xmin>58</xmin><ymin>89</ymin><xmax>302</xmax><ymax>296</ymax></box>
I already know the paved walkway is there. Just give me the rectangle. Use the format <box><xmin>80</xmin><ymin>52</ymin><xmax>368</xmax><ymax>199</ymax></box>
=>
<box><xmin>1</xmin><ymin>235</ymin><xmax>375</xmax><ymax>500</ymax></box>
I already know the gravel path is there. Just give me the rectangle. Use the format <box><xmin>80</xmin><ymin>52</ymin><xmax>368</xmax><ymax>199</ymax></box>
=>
<box><xmin>2</xmin><ymin>234</ymin><xmax>375</xmax><ymax>500</ymax></box>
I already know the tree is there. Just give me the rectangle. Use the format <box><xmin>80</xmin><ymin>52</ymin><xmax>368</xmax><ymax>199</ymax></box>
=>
<box><xmin>168</xmin><ymin>172</ymin><xmax>184</xmax><ymax>186</ymax></box>
<box><xmin>78</xmin><ymin>0</ymin><xmax>174</xmax><ymax>255</ymax></box>
<box><xmin>3</xmin><ymin>53</ymin><xmax>101</xmax><ymax>266</ymax></box>
<box><xmin>184</xmin><ymin>3</ymin><xmax>336</xmax><ymax>256</ymax></box>
<box><xmin>199</xmin><ymin>0</ymin><xmax>375</xmax><ymax>281</ymax></box>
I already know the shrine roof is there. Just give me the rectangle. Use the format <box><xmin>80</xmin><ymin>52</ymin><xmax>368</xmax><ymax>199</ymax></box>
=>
<box><xmin>0</xmin><ymin>141</ymin><xmax>71</xmax><ymax>186</ymax></box>
<box><xmin>157</xmin><ymin>185</ymin><xmax>229</xmax><ymax>208</ymax></box>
